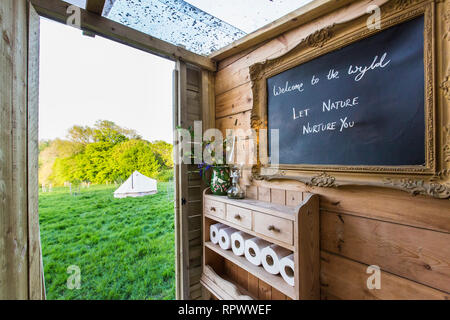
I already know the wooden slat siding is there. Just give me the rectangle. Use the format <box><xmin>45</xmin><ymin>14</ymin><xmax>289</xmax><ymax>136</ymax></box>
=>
<box><xmin>253</xmin><ymin>181</ymin><xmax>450</xmax><ymax>234</ymax></box>
<box><xmin>216</xmin><ymin>110</ymin><xmax>251</xmax><ymax>136</ymax></box>
<box><xmin>0</xmin><ymin>0</ymin><xmax>29</xmax><ymax>300</ymax></box>
<box><xmin>248</xmin><ymin>273</ymin><xmax>259</xmax><ymax>297</ymax></box>
<box><xmin>31</xmin><ymin>0</ymin><xmax>216</xmax><ymax>71</ymax></box>
<box><xmin>320</xmin><ymin>252</ymin><xmax>450</xmax><ymax>300</ymax></box>
<box><xmin>214</xmin><ymin>0</ymin><xmax>390</xmax><ymax>95</ymax></box>
<box><xmin>271</xmin><ymin>288</ymin><xmax>286</xmax><ymax>300</ymax></box>
<box><xmin>215</xmin><ymin>82</ymin><xmax>253</xmax><ymax>119</ymax></box>
<box><xmin>258</xmin><ymin>280</ymin><xmax>272</xmax><ymax>300</ymax></box>
<box><xmin>237</xmin><ymin>267</ymin><xmax>248</xmax><ymax>291</ymax></box>
<box><xmin>27</xmin><ymin>2</ymin><xmax>43</xmax><ymax>300</ymax></box>
<box><xmin>321</xmin><ymin>211</ymin><xmax>450</xmax><ymax>293</ymax></box>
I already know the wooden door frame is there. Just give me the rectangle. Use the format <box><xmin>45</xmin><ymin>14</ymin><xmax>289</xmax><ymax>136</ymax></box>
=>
<box><xmin>21</xmin><ymin>0</ymin><xmax>216</xmax><ymax>300</ymax></box>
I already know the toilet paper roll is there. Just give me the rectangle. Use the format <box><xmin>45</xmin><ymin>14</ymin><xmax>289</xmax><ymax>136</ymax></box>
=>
<box><xmin>210</xmin><ymin>223</ymin><xmax>227</xmax><ymax>244</ymax></box>
<box><xmin>219</xmin><ymin>227</ymin><xmax>237</xmax><ymax>250</ymax></box>
<box><xmin>231</xmin><ymin>231</ymin><xmax>253</xmax><ymax>256</ymax></box>
<box><xmin>244</xmin><ymin>237</ymin><xmax>271</xmax><ymax>266</ymax></box>
<box><xmin>260</xmin><ymin>245</ymin><xmax>292</xmax><ymax>275</ymax></box>
<box><xmin>279</xmin><ymin>254</ymin><xmax>295</xmax><ymax>286</ymax></box>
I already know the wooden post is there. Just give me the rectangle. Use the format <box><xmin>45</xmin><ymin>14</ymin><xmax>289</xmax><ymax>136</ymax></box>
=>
<box><xmin>0</xmin><ymin>0</ymin><xmax>30</xmax><ymax>300</ymax></box>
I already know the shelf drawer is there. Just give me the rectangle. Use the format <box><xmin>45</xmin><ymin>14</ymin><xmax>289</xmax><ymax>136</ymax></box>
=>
<box><xmin>225</xmin><ymin>205</ymin><xmax>252</xmax><ymax>230</ymax></box>
<box><xmin>253</xmin><ymin>212</ymin><xmax>293</xmax><ymax>245</ymax></box>
<box><xmin>205</xmin><ymin>199</ymin><xmax>225</xmax><ymax>219</ymax></box>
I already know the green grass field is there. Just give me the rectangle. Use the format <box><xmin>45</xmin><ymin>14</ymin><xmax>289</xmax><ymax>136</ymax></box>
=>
<box><xmin>39</xmin><ymin>182</ymin><xmax>175</xmax><ymax>300</ymax></box>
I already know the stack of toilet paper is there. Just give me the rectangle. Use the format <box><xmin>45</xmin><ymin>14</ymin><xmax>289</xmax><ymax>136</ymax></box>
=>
<box><xmin>209</xmin><ymin>224</ymin><xmax>295</xmax><ymax>286</ymax></box>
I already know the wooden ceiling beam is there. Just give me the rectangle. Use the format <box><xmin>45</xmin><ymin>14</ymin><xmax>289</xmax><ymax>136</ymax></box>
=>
<box><xmin>85</xmin><ymin>0</ymin><xmax>106</xmax><ymax>15</ymax></box>
<box><xmin>30</xmin><ymin>0</ymin><xmax>216</xmax><ymax>71</ymax></box>
<box><xmin>208</xmin><ymin>0</ymin><xmax>356</xmax><ymax>61</ymax></box>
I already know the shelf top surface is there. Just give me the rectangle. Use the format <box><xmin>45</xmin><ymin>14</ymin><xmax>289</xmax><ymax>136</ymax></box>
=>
<box><xmin>205</xmin><ymin>194</ymin><xmax>298</xmax><ymax>220</ymax></box>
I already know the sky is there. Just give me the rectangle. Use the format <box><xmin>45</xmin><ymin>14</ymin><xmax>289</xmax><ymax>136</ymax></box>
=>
<box><xmin>39</xmin><ymin>1</ymin><xmax>313</xmax><ymax>143</ymax></box>
<box><xmin>184</xmin><ymin>0</ymin><xmax>313</xmax><ymax>33</ymax></box>
<box><xmin>39</xmin><ymin>17</ymin><xmax>175</xmax><ymax>143</ymax></box>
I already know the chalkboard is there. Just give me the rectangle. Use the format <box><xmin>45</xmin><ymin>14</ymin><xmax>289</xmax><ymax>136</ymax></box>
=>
<box><xmin>267</xmin><ymin>16</ymin><xmax>425</xmax><ymax>166</ymax></box>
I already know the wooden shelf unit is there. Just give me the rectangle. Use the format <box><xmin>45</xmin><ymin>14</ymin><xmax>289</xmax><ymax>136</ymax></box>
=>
<box><xmin>200</xmin><ymin>189</ymin><xmax>320</xmax><ymax>300</ymax></box>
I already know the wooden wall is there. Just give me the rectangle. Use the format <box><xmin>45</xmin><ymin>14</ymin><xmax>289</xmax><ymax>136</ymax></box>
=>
<box><xmin>213</xmin><ymin>0</ymin><xmax>450</xmax><ymax>300</ymax></box>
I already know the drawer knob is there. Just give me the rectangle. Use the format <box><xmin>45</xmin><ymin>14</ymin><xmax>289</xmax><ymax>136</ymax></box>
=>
<box><xmin>210</xmin><ymin>207</ymin><xmax>216</xmax><ymax>212</ymax></box>
<box><xmin>267</xmin><ymin>225</ymin><xmax>280</xmax><ymax>233</ymax></box>
<box><xmin>234</xmin><ymin>214</ymin><xmax>241</xmax><ymax>220</ymax></box>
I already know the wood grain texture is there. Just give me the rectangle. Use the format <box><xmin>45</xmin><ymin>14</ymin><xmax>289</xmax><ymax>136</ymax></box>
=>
<box><xmin>30</xmin><ymin>0</ymin><xmax>216</xmax><ymax>71</ymax></box>
<box><xmin>85</xmin><ymin>0</ymin><xmax>106</xmax><ymax>14</ymax></box>
<box><xmin>0</xmin><ymin>0</ymin><xmax>29</xmax><ymax>300</ymax></box>
<box><xmin>321</xmin><ymin>211</ymin><xmax>450</xmax><ymax>293</ymax></box>
<box><xmin>27</xmin><ymin>2</ymin><xmax>43</xmax><ymax>300</ymax></box>
<box><xmin>212</xmin><ymin>0</ymin><xmax>450</xmax><ymax>300</ymax></box>
<box><xmin>320</xmin><ymin>251</ymin><xmax>450</xmax><ymax>300</ymax></box>
<box><xmin>215</xmin><ymin>82</ymin><xmax>253</xmax><ymax>119</ymax></box>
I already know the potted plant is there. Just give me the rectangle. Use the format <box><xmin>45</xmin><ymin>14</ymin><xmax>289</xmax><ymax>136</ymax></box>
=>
<box><xmin>198</xmin><ymin>137</ymin><xmax>231</xmax><ymax>196</ymax></box>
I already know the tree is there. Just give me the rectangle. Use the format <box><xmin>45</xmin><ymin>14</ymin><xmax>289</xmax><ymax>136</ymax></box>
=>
<box><xmin>67</xmin><ymin>125</ymin><xmax>94</xmax><ymax>145</ymax></box>
<box><xmin>150</xmin><ymin>140</ymin><xmax>173</xmax><ymax>168</ymax></box>
<box><xmin>110</xmin><ymin>140</ymin><xmax>160</xmax><ymax>182</ymax></box>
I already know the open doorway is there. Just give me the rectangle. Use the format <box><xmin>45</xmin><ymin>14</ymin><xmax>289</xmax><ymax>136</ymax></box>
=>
<box><xmin>38</xmin><ymin>17</ymin><xmax>176</xmax><ymax>299</ymax></box>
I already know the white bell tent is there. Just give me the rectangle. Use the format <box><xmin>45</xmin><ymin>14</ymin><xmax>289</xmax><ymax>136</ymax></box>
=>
<box><xmin>114</xmin><ymin>171</ymin><xmax>158</xmax><ymax>198</ymax></box>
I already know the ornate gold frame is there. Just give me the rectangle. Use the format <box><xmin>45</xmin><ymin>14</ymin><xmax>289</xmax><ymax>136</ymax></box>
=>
<box><xmin>250</xmin><ymin>0</ymin><xmax>450</xmax><ymax>199</ymax></box>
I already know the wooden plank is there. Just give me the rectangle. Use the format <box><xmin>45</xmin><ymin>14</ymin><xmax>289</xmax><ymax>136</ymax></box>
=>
<box><xmin>85</xmin><ymin>0</ymin><xmax>105</xmax><ymax>14</ymax></box>
<box><xmin>30</xmin><ymin>0</ymin><xmax>216</xmax><ymax>71</ymax></box>
<box><xmin>295</xmin><ymin>193</ymin><xmax>320</xmax><ymax>300</ymax></box>
<box><xmin>176</xmin><ymin>61</ymin><xmax>190</xmax><ymax>300</ymax></box>
<box><xmin>0</xmin><ymin>0</ymin><xmax>29</xmax><ymax>300</ymax></box>
<box><xmin>321</xmin><ymin>211</ymin><xmax>450</xmax><ymax>293</ymax></box>
<box><xmin>216</xmin><ymin>110</ymin><xmax>251</xmax><ymax>136</ymax></box>
<box><xmin>247</xmin><ymin>273</ymin><xmax>259</xmax><ymax>298</ymax></box>
<box><xmin>237</xmin><ymin>267</ymin><xmax>248</xmax><ymax>291</ymax></box>
<box><xmin>320</xmin><ymin>251</ymin><xmax>450</xmax><ymax>300</ymax></box>
<box><xmin>271</xmin><ymin>287</ymin><xmax>286</xmax><ymax>300</ymax></box>
<box><xmin>209</xmin><ymin>0</ymin><xmax>356</xmax><ymax>61</ymax></box>
<box><xmin>201</xmin><ymin>70</ymin><xmax>215</xmax><ymax>132</ymax></box>
<box><xmin>258</xmin><ymin>187</ymin><xmax>271</xmax><ymax>202</ymax></box>
<box><xmin>215</xmin><ymin>82</ymin><xmax>253</xmax><ymax>119</ymax></box>
<box><xmin>252</xmin><ymin>180</ymin><xmax>450</xmax><ymax>233</ymax></box>
<box><xmin>27</xmin><ymin>2</ymin><xmax>43</xmax><ymax>300</ymax></box>
<box><xmin>258</xmin><ymin>280</ymin><xmax>272</xmax><ymax>300</ymax></box>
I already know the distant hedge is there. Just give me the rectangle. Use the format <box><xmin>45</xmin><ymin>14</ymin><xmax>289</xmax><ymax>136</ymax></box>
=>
<box><xmin>39</xmin><ymin>120</ymin><xmax>173</xmax><ymax>185</ymax></box>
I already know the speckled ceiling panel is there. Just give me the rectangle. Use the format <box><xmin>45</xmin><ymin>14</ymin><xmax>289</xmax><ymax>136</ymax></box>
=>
<box><xmin>105</xmin><ymin>0</ymin><xmax>246</xmax><ymax>56</ymax></box>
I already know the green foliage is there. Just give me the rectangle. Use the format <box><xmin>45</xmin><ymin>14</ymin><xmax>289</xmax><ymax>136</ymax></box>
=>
<box><xmin>156</xmin><ymin>169</ymin><xmax>174</xmax><ymax>182</ymax></box>
<box><xmin>39</xmin><ymin>183</ymin><xmax>175</xmax><ymax>300</ymax></box>
<box><xmin>39</xmin><ymin>121</ymin><xmax>173</xmax><ymax>185</ymax></box>
<box><xmin>109</xmin><ymin>140</ymin><xmax>161</xmax><ymax>181</ymax></box>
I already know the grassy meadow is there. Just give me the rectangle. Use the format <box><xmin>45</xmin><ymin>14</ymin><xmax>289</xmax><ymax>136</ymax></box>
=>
<box><xmin>39</xmin><ymin>182</ymin><xmax>175</xmax><ymax>300</ymax></box>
